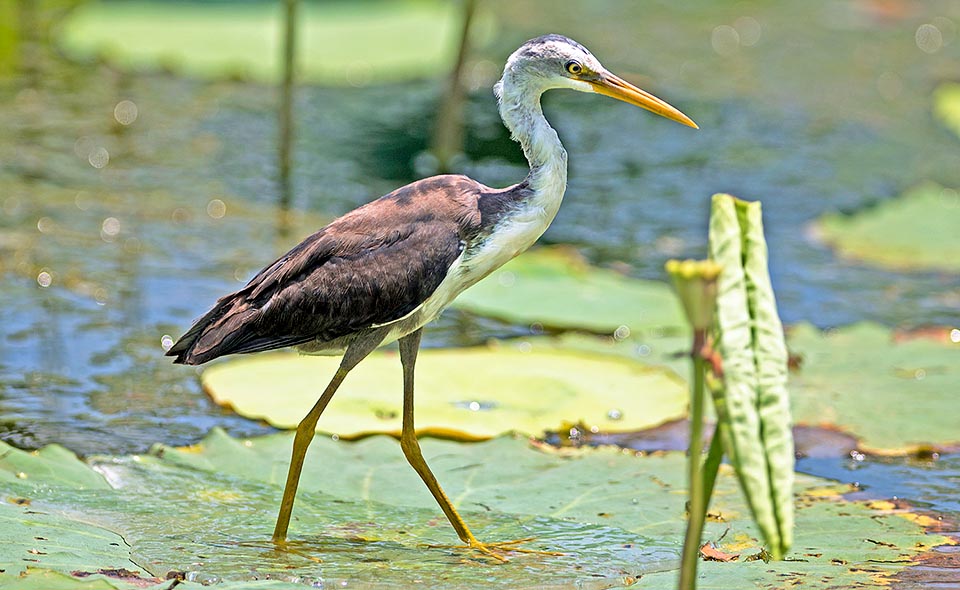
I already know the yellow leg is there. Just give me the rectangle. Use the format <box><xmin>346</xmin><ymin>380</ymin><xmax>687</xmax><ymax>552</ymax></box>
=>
<box><xmin>397</xmin><ymin>330</ymin><xmax>562</xmax><ymax>562</ymax></box>
<box><xmin>273</xmin><ymin>328</ymin><xmax>388</xmax><ymax>544</ymax></box>
<box><xmin>272</xmin><ymin>367</ymin><xmax>347</xmax><ymax>543</ymax></box>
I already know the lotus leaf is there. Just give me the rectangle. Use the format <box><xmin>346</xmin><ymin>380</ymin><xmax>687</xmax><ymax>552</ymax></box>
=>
<box><xmin>708</xmin><ymin>194</ymin><xmax>794</xmax><ymax>558</ymax></box>
<box><xmin>201</xmin><ymin>344</ymin><xmax>689</xmax><ymax>438</ymax></box>
<box><xmin>787</xmin><ymin>322</ymin><xmax>960</xmax><ymax>452</ymax></box>
<box><xmin>453</xmin><ymin>246</ymin><xmax>687</xmax><ymax>335</ymax></box>
<box><xmin>59</xmin><ymin>1</ymin><xmax>457</xmax><ymax>84</ymax></box>
<box><xmin>815</xmin><ymin>183</ymin><xmax>960</xmax><ymax>272</ymax></box>
<box><xmin>0</xmin><ymin>431</ymin><xmax>949</xmax><ymax>589</ymax></box>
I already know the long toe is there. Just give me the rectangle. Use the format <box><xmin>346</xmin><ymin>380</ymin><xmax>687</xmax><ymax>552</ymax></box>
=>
<box><xmin>427</xmin><ymin>537</ymin><xmax>566</xmax><ymax>563</ymax></box>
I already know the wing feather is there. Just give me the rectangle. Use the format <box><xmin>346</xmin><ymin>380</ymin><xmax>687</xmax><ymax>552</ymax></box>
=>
<box><xmin>167</xmin><ymin>175</ymin><xmax>482</xmax><ymax>364</ymax></box>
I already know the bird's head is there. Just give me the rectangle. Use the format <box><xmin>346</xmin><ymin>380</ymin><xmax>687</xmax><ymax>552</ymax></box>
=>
<box><xmin>497</xmin><ymin>34</ymin><xmax>697</xmax><ymax>129</ymax></box>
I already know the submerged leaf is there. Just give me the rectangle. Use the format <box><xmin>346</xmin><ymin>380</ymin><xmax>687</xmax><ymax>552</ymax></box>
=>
<box><xmin>201</xmin><ymin>343</ymin><xmax>689</xmax><ymax>439</ymax></box>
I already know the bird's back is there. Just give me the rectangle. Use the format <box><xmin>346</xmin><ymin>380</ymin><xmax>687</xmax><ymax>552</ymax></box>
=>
<box><xmin>167</xmin><ymin>175</ymin><xmax>488</xmax><ymax>365</ymax></box>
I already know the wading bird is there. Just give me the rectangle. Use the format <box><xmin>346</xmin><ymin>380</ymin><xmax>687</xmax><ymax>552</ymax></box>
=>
<box><xmin>168</xmin><ymin>34</ymin><xmax>696</xmax><ymax>560</ymax></box>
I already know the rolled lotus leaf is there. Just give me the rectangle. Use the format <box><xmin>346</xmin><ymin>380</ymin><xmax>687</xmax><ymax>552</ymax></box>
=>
<box><xmin>708</xmin><ymin>193</ymin><xmax>794</xmax><ymax>559</ymax></box>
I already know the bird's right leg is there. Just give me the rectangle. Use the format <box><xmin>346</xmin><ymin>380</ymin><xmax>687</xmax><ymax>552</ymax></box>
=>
<box><xmin>397</xmin><ymin>330</ymin><xmax>562</xmax><ymax>562</ymax></box>
<box><xmin>272</xmin><ymin>329</ymin><xmax>387</xmax><ymax>544</ymax></box>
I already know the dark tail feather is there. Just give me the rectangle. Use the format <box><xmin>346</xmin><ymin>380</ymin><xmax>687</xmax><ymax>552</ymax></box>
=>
<box><xmin>166</xmin><ymin>297</ymin><xmax>249</xmax><ymax>365</ymax></box>
<box><xmin>167</xmin><ymin>298</ymin><xmax>315</xmax><ymax>365</ymax></box>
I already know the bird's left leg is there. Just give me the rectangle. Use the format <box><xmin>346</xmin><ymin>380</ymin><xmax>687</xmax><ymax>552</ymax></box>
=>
<box><xmin>273</xmin><ymin>328</ymin><xmax>388</xmax><ymax>543</ymax></box>
<box><xmin>397</xmin><ymin>329</ymin><xmax>560</xmax><ymax>562</ymax></box>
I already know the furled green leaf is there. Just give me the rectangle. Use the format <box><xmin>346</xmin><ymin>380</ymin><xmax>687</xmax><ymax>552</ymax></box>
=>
<box><xmin>59</xmin><ymin>1</ymin><xmax>458</xmax><ymax>84</ymax></box>
<box><xmin>708</xmin><ymin>194</ymin><xmax>794</xmax><ymax>559</ymax></box>
<box><xmin>788</xmin><ymin>322</ymin><xmax>960</xmax><ymax>452</ymax></box>
<box><xmin>816</xmin><ymin>183</ymin><xmax>960</xmax><ymax>272</ymax></box>
<box><xmin>0</xmin><ymin>432</ymin><xmax>949</xmax><ymax>589</ymax></box>
<box><xmin>201</xmin><ymin>343</ymin><xmax>689</xmax><ymax>439</ymax></box>
<box><xmin>453</xmin><ymin>246</ymin><xmax>687</xmax><ymax>336</ymax></box>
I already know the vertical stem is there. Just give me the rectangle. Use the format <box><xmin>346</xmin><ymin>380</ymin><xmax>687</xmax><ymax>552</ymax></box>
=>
<box><xmin>429</xmin><ymin>0</ymin><xmax>476</xmax><ymax>171</ymax></box>
<box><xmin>701</xmin><ymin>421</ymin><xmax>725</xmax><ymax>507</ymax></box>
<box><xmin>678</xmin><ymin>329</ymin><xmax>708</xmax><ymax>590</ymax></box>
<box><xmin>277</xmin><ymin>0</ymin><xmax>297</xmax><ymax>220</ymax></box>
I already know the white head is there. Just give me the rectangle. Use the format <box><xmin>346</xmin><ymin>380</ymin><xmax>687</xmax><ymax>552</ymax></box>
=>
<box><xmin>495</xmin><ymin>34</ymin><xmax>698</xmax><ymax>128</ymax></box>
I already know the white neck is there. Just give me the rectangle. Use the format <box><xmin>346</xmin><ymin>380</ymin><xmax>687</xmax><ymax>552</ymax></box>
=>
<box><xmin>495</xmin><ymin>76</ymin><xmax>568</xmax><ymax>217</ymax></box>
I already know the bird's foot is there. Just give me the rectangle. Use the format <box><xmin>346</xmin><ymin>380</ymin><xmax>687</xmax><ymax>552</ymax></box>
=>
<box><xmin>427</xmin><ymin>537</ymin><xmax>565</xmax><ymax>563</ymax></box>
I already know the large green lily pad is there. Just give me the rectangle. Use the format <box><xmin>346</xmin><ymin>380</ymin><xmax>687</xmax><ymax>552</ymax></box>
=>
<box><xmin>815</xmin><ymin>183</ymin><xmax>960</xmax><ymax>272</ymax></box>
<box><xmin>201</xmin><ymin>343</ymin><xmax>689</xmax><ymax>439</ymax></box>
<box><xmin>0</xmin><ymin>430</ymin><xmax>949</xmax><ymax>589</ymax></box>
<box><xmin>788</xmin><ymin>322</ymin><xmax>960</xmax><ymax>452</ymax></box>
<box><xmin>59</xmin><ymin>0</ymin><xmax>460</xmax><ymax>84</ymax></box>
<box><xmin>453</xmin><ymin>246</ymin><xmax>688</xmax><ymax>336</ymax></box>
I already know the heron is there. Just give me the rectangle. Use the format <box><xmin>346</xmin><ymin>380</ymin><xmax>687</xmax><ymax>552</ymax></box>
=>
<box><xmin>168</xmin><ymin>34</ymin><xmax>696</xmax><ymax>560</ymax></box>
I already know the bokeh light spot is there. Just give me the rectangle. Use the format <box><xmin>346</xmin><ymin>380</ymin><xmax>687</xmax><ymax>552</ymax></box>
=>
<box><xmin>916</xmin><ymin>23</ymin><xmax>943</xmax><ymax>54</ymax></box>
<box><xmin>114</xmin><ymin>100</ymin><xmax>139</xmax><ymax>125</ymax></box>
<box><xmin>206</xmin><ymin>198</ymin><xmax>227</xmax><ymax>219</ymax></box>
<box><xmin>102</xmin><ymin>217</ymin><xmax>121</xmax><ymax>238</ymax></box>
<box><xmin>733</xmin><ymin>16</ymin><xmax>762</xmax><ymax>46</ymax></box>
<box><xmin>711</xmin><ymin>25</ymin><xmax>740</xmax><ymax>56</ymax></box>
<box><xmin>88</xmin><ymin>146</ymin><xmax>110</xmax><ymax>169</ymax></box>
<box><xmin>37</xmin><ymin>217</ymin><xmax>55</xmax><ymax>234</ymax></box>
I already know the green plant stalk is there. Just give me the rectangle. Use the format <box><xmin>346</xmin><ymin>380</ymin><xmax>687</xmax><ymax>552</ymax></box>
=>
<box><xmin>701</xmin><ymin>420</ymin><xmax>725</xmax><ymax>509</ymax></box>
<box><xmin>678</xmin><ymin>329</ymin><xmax>709</xmax><ymax>590</ymax></box>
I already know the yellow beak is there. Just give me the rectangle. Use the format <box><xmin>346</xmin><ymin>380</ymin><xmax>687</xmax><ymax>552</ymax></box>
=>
<box><xmin>589</xmin><ymin>71</ymin><xmax>698</xmax><ymax>129</ymax></box>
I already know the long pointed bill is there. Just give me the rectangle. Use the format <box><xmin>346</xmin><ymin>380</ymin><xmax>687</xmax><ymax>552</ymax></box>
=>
<box><xmin>589</xmin><ymin>71</ymin><xmax>698</xmax><ymax>129</ymax></box>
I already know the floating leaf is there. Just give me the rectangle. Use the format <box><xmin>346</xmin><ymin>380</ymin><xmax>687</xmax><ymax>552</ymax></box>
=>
<box><xmin>708</xmin><ymin>194</ymin><xmax>794</xmax><ymax>559</ymax></box>
<box><xmin>453</xmin><ymin>246</ymin><xmax>687</xmax><ymax>336</ymax></box>
<box><xmin>0</xmin><ymin>432</ymin><xmax>949</xmax><ymax>589</ymax></box>
<box><xmin>815</xmin><ymin>183</ymin><xmax>960</xmax><ymax>273</ymax></box>
<box><xmin>59</xmin><ymin>1</ymin><xmax>458</xmax><ymax>84</ymax></box>
<box><xmin>788</xmin><ymin>322</ymin><xmax>960</xmax><ymax>452</ymax></box>
<box><xmin>201</xmin><ymin>343</ymin><xmax>689</xmax><ymax>439</ymax></box>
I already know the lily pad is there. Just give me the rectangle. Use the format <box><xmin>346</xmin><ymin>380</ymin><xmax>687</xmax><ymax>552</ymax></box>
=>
<box><xmin>788</xmin><ymin>322</ymin><xmax>960</xmax><ymax>452</ymax></box>
<box><xmin>815</xmin><ymin>183</ymin><xmax>960</xmax><ymax>273</ymax></box>
<box><xmin>59</xmin><ymin>0</ymin><xmax>460</xmax><ymax>84</ymax></box>
<box><xmin>453</xmin><ymin>246</ymin><xmax>688</xmax><ymax>336</ymax></box>
<box><xmin>201</xmin><ymin>343</ymin><xmax>689</xmax><ymax>439</ymax></box>
<box><xmin>0</xmin><ymin>431</ymin><xmax>950</xmax><ymax>589</ymax></box>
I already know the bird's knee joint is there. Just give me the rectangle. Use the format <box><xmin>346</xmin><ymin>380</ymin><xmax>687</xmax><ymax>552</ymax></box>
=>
<box><xmin>295</xmin><ymin>423</ymin><xmax>317</xmax><ymax>441</ymax></box>
<box><xmin>399</xmin><ymin>435</ymin><xmax>421</xmax><ymax>459</ymax></box>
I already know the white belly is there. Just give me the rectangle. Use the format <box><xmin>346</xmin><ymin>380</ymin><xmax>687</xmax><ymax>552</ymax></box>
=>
<box><xmin>383</xmin><ymin>202</ymin><xmax>559</xmax><ymax>345</ymax></box>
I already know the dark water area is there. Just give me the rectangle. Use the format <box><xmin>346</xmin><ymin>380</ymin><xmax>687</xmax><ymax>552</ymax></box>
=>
<box><xmin>0</xmin><ymin>2</ymin><xmax>958</xmax><ymax>550</ymax></box>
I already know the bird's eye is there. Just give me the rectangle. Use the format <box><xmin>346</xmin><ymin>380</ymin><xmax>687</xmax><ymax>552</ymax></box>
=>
<box><xmin>565</xmin><ymin>60</ymin><xmax>583</xmax><ymax>75</ymax></box>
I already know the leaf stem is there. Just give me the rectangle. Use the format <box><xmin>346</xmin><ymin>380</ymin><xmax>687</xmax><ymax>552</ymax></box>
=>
<box><xmin>678</xmin><ymin>328</ymin><xmax>709</xmax><ymax>590</ymax></box>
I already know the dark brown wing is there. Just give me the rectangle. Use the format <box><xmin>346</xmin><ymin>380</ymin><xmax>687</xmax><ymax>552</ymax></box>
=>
<box><xmin>167</xmin><ymin>175</ymin><xmax>483</xmax><ymax>365</ymax></box>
